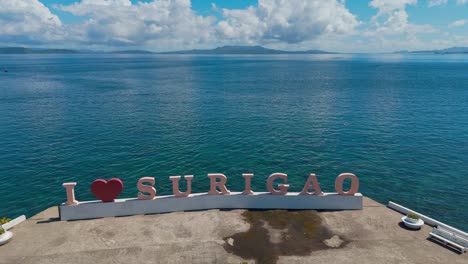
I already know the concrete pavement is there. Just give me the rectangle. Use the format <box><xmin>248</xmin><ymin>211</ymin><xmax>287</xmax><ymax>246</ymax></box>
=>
<box><xmin>0</xmin><ymin>197</ymin><xmax>465</xmax><ymax>264</ymax></box>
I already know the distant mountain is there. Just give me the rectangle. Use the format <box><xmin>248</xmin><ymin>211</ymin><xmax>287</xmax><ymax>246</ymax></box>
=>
<box><xmin>107</xmin><ymin>50</ymin><xmax>154</xmax><ymax>54</ymax></box>
<box><xmin>393</xmin><ymin>50</ymin><xmax>409</xmax><ymax>53</ymax></box>
<box><xmin>396</xmin><ymin>47</ymin><xmax>468</xmax><ymax>54</ymax></box>
<box><xmin>0</xmin><ymin>47</ymin><xmax>79</xmax><ymax>54</ymax></box>
<box><xmin>0</xmin><ymin>47</ymin><xmax>154</xmax><ymax>54</ymax></box>
<box><xmin>0</xmin><ymin>45</ymin><xmax>333</xmax><ymax>55</ymax></box>
<box><xmin>159</xmin><ymin>45</ymin><xmax>336</xmax><ymax>54</ymax></box>
<box><xmin>435</xmin><ymin>47</ymin><xmax>468</xmax><ymax>54</ymax></box>
<box><xmin>2</xmin><ymin>46</ymin><xmax>468</xmax><ymax>55</ymax></box>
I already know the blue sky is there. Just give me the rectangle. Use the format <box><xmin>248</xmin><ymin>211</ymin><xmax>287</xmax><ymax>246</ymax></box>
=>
<box><xmin>1</xmin><ymin>0</ymin><xmax>468</xmax><ymax>52</ymax></box>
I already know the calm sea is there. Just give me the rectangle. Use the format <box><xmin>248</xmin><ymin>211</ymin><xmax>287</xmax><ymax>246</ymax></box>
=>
<box><xmin>0</xmin><ymin>54</ymin><xmax>467</xmax><ymax>230</ymax></box>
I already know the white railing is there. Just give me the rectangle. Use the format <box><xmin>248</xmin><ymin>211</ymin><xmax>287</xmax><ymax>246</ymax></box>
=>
<box><xmin>1</xmin><ymin>215</ymin><xmax>26</xmax><ymax>231</ymax></box>
<box><xmin>388</xmin><ymin>201</ymin><xmax>467</xmax><ymax>238</ymax></box>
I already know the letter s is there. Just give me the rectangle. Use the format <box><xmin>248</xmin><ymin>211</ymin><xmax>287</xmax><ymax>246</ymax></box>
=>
<box><xmin>137</xmin><ymin>177</ymin><xmax>156</xmax><ymax>200</ymax></box>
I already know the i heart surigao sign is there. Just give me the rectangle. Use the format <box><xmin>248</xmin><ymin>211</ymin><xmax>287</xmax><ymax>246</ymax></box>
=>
<box><xmin>59</xmin><ymin>172</ymin><xmax>363</xmax><ymax>221</ymax></box>
<box><xmin>63</xmin><ymin>172</ymin><xmax>360</xmax><ymax>204</ymax></box>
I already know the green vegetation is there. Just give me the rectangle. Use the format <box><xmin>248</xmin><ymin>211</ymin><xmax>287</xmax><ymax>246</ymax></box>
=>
<box><xmin>407</xmin><ymin>212</ymin><xmax>420</xmax><ymax>220</ymax></box>
<box><xmin>0</xmin><ymin>217</ymin><xmax>10</xmax><ymax>225</ymax></box>
<box><xmin>0</xmin><ymin>227</ymin><xmax>5</xmax><ymax>236</ymax></box>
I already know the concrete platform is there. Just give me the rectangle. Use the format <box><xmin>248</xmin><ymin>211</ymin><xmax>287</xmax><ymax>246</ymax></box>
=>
<box><xmin>0</xmin><ymin>197</ymin><xmax>466</xmax><ymax>264</ymax></box>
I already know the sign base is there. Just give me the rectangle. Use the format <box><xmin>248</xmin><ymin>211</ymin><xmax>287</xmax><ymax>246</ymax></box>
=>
<box><xmin>59</xmin><ymin>192</ymin><xmax>363</xmax><ymax>221</ymax></box>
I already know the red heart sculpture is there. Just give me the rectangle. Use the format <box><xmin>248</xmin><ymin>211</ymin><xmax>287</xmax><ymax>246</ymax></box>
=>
<box><xmin>91</xmin><ymin>178</ymin><xmax>124</xmax><ymax>202</ymax></box>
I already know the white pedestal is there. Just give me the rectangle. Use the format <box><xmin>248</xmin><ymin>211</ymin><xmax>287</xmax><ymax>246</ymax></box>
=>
<box><xmin>402</xmin><ymin>216</ymin><xmax>424</xmax><ymax>229</ymax></box>
<box><xmin>0</xmin><ymin>231</ymin><xmax>13</xmax><ymax>246</ymax></box>
<box><xmin>60</xmin><ymin>192</ymin><xmax>363</xmax><ymax>221</ymax></box>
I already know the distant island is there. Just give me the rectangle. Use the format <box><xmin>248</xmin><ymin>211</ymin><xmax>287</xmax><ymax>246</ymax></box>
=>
<box><xmin>0</xmin><ymin>45</ymin><xmax>334</xmax><ymax>55</ymax></box>
<box><xmin>394</xmin><ymin>47</ymin><xmax>468</xmax><ymax>54</ymax></box>
<box><xmin>158</xmin><ymin>45</ymin><xmax>335</xmax><ymax>54</ymax></box>
<box><xmin>0</xmin><ymin>47</ymin><xmax>79</xmax><ymax>54</ymax></box>
<box><xmin>1</xmin><ymin>45</ymin><xmax>468</xmax><ymax>55</ymax></box>
<box><xmin>107</xmin><ymin>50</ymin><xmax>154</xmax><ymax>54</ymax></box>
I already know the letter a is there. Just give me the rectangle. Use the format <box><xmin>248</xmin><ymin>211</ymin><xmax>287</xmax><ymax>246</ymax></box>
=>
<box><xmin>300</xmin><ymin>174</ymin><xmax>323</xmax><ymax>195</ymax></box>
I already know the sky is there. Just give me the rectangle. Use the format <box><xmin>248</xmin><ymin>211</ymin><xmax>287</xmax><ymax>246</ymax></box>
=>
<box><xmin>1</xmin><ymin>0</ymin><xmax>468</xmax><ymax>52</ymax></box>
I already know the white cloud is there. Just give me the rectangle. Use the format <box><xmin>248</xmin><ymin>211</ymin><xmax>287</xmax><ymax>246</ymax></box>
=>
<box><xmin>0</xmin><ymin>0</ymin><xmax>62</xmax><ymax>44</ymax></box>
<box><xmin>358</xmin><ymin>0</ymin><xmax>438</xmax><ymax>52</ymax></box>
<box><xmin>369</xmin><ymin>0</ymin><xmax>416</xmax><ymax>25</ymax></box>
<box><xmin>367</xmin><ymin>0</ymin><xmax>435</xmax><ymax>36</ymax></box>
<box><xmin>216</xmin><ymin>0</ymin><xmax>360</xmax><ymax>45</ymax></box>
<box><xmin>449</xmin><ymin>19</ymin><xmax>467</xmax><ymax>27</ymax></box>
<box><xmin>55</xmin><ymin>0</ymin><xmax>360</xmax><ymax>49</ymax></box>
<box><xmin>428</xmin><ymin>0</ymin><xmax>468</xmax><ymax>6</ymax></box>
<box><xmin>428</xmin><ymin>0</ymin><xmax>448</xmax><ymax>7</ymax></box>
<box><xmin>58</xmin><ymin>0</ymin><xmax>216</xmax><ymax>49</ymax></box>
<box><xmin>0</xmin><ymin>0</ymin><xmax>465</xmax><ymax>52</ymax></box>
<box><xmin>59</xmin><ymin>0</ymin><xmax>132</xmax><ymax>16</ymax></box>
<box><xmin>2</xmin><ymin>0</ymin><xmax>357</xmax><ymax>50</ymax></box>
<box><xmin>369</xmin><ymin>0</ymin><xmax>417</xmax><ymax>13</ymax></box>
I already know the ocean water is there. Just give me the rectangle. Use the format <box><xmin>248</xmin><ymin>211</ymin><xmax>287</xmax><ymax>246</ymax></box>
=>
<box><xmin>0</xmin><ymin>54</ymin><xmax>467</xmax><ymax>231</ymax></box>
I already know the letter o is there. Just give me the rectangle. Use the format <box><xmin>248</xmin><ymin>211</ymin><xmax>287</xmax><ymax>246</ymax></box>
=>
<box><xmin>335</xmin><ymin>173</ymin><xmax>359</xmax><ymax>195</ymax></box>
